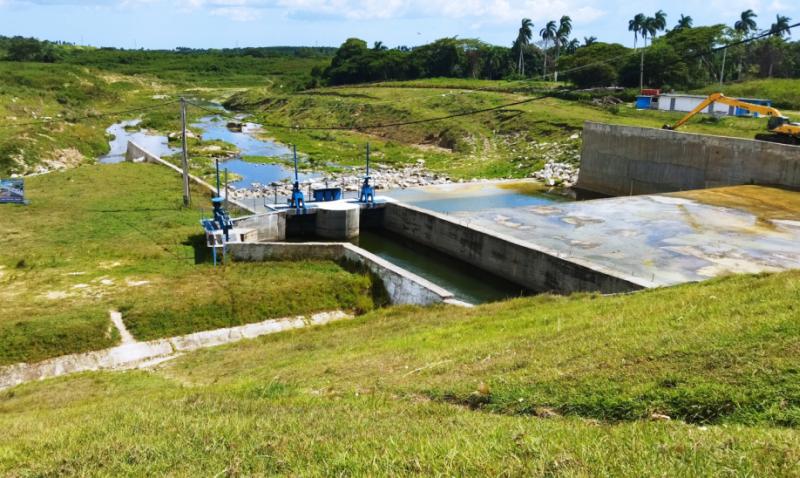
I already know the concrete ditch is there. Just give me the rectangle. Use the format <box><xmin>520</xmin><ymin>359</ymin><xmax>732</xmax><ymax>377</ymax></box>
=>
<box><xmin>229</xmin><ymin>241</ymin><xmax>465</xmax><ymax>306</ymax></box>
<box><xmin>0</xmin><ymin>310</ymin><xmax>350</xmax><ymax>391</ymax></box>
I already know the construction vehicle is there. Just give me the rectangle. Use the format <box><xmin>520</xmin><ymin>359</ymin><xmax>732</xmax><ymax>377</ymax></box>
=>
<box><xmin>663</xmin><ymin>92</ymin><xmax>800</xmax><ymax>145</ymax></box>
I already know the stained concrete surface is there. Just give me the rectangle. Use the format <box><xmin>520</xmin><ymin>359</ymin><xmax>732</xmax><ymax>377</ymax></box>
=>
<box><xmin>453</xmin><ymin>185</ymin><xmax>800</xmax><ymax>287</ymax></box>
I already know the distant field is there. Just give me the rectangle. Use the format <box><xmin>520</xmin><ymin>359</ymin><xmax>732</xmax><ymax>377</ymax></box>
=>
<box><xmin>0</xmin><ymin>163</ymin><xmax>374</xmax><ymax>365</ymax></box>
<box><xmin>63</xmin><ymin>49</ymin><xmax>331</xmax><ymax>89</ymax></box>
<box><xmin>695</xmin><ymin>79</ymin><xmax>800</xmax><ymax>110</ymax></box>
<box><xmin>1</xmin><ymin>269</ymin><xmax>798</xmax><ymax>474</ymax></box>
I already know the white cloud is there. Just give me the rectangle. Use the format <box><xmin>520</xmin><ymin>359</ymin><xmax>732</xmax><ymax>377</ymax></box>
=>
<box><xmin>173</xmin><ymin>0</ymin><xmax>607</xmax><ymax>23</ymax></box>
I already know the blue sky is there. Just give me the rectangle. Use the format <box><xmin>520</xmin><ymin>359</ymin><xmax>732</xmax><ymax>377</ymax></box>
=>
<box><xmin>0</xmin><ymin>0</ymin><xmax>796</xmax><ymax>49</ymax></box>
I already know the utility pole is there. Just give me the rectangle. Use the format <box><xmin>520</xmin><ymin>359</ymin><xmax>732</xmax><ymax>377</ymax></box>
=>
<box><xmin>639</xmin><ymin>48</ymin><xmax>645</xmax><ymax>92</ymax></box>
<box><xmin>180</xmin><ymin>97</ymin><xmax>191</xmax><ymax>207</ymax></box>
<box><xmin>720</xmin><ymin>48</ymin><xmax>727</xmax><ymax>87</ymax></box>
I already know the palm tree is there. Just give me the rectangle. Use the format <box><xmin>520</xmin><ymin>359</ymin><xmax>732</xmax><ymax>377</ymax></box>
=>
<box><xmin>641</xmin><ymin>17</ymin><xmax>657</xmax><ymax>47</ymax></box>
<box><xmin>652</xmin><ymin>10</ymin><xmax>668</xmax><ymax>40</ymax></box>
<box><xmin>540</xmin><ymin>20</ymin><xmax>557</xmax><ymax>79</ymax></box>
<box><xmin>638</xmin><ymin>12</ymin><xmax>662</xmax><ymax>91</ymax></box>
<box><xmin>514</xmin><ymin>18</ymin><xmax>534</xmax><ymax>75</ymax></box>
<box><xmin>734</xmin><ymin>9</ymin><xmax>758</xmax><ymax>36</ymax></box>
<box><xmin>565</xmin><ymin>38</ymin><xmax>581</xmax><ymax>54</ymax></box>
<box><xmin>583</xmin><ymin>36</ymin><xmax>598</xmax><ymax>47</ymax></box>
<box><xmin>770</xmin><ymin>14</ymin><xmax>791</xmax><ymax>38</ymax></box>
<box><xmin>734</xmin><ymin>10</ymin><xmax>758</xmax><ymax>80</ymax></box>
<box><xmin>554</xmin><ymin>15</ymin><xmax>572</xmax><ymax>82</ymax></box>
<box><xmin>675</xmin><ymin>14</ymin><xmax>693</xmax><ymax>31</ymax></box>
<box><xmin>628</xmin><ymin>13</ymin><xmax>645</xmax><ymax>49</ymax></box>
<box><xmin>767</xmin><ymin>15</ymin><xmax>792</xmax><ymax>77</ymax></box>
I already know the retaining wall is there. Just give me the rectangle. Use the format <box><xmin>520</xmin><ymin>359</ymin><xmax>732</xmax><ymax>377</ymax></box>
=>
<box><xmin>381</xmin><ymin>202</ymin><xmax>649</xmax><ymax>294</ymax></box>
<box><xmin>578</xmin><ymin>122</ymin><xmax>800</xmax><ymax>196</ymax></box>
<box><xmin>229</xmin><ymin>242</ymin><xmax>457</xmax><ymax>306</ymax></box>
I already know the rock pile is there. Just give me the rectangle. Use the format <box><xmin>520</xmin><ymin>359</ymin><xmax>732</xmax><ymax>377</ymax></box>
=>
<box><xmin>227</xmin><ymin>160</ymin><xmax>455</xmax><ymax>202</ymax></box>
<box><xmin>531</xmin><ymin>160</ymin><xmax>580</xmax><ymax>187</ymax></box>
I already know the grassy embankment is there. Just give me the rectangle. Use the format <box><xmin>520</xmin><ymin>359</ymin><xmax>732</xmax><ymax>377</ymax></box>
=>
<box><xmin>225</xmin><ymin>77</ymin><xmax>794</xmax><ymax>180</ymax></box>
<box><xmin>0</xmin><ymin>269</ymin><xmax>798</xmax><ymax>474</ymax></box>
<box><xmin>0</xmin><ymin>62</ymin><xmax>170</xmax><ymax>175</ymax></box>
<box><xmin>0</xmin><ymin>163</ymin><xmax>374</xmax><ymax>366</ymax></box>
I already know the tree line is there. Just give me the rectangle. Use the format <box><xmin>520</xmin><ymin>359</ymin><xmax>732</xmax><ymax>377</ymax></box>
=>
<box><xmin>317</xmin><ymin>10</ymin><xmax>798</xmax><ymax>90</ymax></box>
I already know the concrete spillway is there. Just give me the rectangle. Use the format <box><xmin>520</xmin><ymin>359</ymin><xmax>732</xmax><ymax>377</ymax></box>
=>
<box><xmin>444</xmin><ymin>185</ymin><xmax>800</xmax><ymax>288</ymax></box>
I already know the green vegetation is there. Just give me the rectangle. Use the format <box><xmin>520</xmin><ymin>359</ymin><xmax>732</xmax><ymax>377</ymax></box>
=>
<box><xmin>63</xmin><ymin>47</ymin><xmax>332</xmax><ymax>89</ymax></box>
<box><xmin>1</xmin><ymin>271</ymin><xmax>799</xmax><ymax>474</ymax></box>
<box><xmin>696</xmin><ymin>78</ymin><xmax>800</xmax><ymax>110</ymax></box>
<box><xmin>0</xmin><ymin>163</ymin><xmax>374</xmax><ymax>365</ymax></box>
<box><xmin>0</xmin><ymin>62</ymin><xmax>149</xmax><ymax>175</ymax></box>
<box><xmin>313</xmin><ymin>13</ymin><xmax>799</xmax><ymax>91</ymax></box>
<box><xmin>224</xmin><ymin>79</ymin><xmax>786</xmax><ymax>179</ymax></box>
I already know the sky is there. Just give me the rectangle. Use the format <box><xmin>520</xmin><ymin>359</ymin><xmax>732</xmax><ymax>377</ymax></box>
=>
<box><xmin>0</xmin><ymin>0</ymin><xmax>796</xmax><ymax>50</ymax></box>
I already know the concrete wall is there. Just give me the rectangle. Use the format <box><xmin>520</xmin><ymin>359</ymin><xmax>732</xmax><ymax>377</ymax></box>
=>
<box><xmin>234</xmin><ymin>213</ymin><xmax>286</xmax><ymax>242</ymax></box>
<box><xmin>229</xmin><ymin>242</ymin><xmax>456</xmax><ymax>306</ymax></box>
<box><xmin>126</xmin><ymin>141</ymin><xmax>256</xmax><ymax>213</ymax></box>
<box><xmin>578</xmin><ymin>122</ymin><xmax>800</xmax><ymax>196</ymax></box>
<box><xmin>381</xmin><ymin>202</ymin><xmax>647</xmax><ymax>294</ymax></box>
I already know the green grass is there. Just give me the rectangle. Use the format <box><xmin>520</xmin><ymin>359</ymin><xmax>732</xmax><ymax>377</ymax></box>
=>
<box><xmin>0</xmin><ymin>163</ymin><xmax>374</xmax><ymax>364</ymax></box>
<box><xmin>0</xmin><ymin>271</ymin><xmax>799</xmax><ymax>474</ymax></box>
<box><xmin>63</xmin><ymin>49</ymin><xmax>331</xmax><ymax>89</ymax></box>
<box><xmin>695</xmin><ymin>79</ymin><xmax>800</xmax><ymax>110</ymax></box>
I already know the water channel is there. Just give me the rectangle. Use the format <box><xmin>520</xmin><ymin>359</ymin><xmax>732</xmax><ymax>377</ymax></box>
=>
<box><xmin>100</xmin><ymin>111</ymin><xmax>568</xmax><ymax>304</ymax></box>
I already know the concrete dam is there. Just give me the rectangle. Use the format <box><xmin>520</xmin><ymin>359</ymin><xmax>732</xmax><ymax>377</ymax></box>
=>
<box><xmin>128</xmin><ymin>121</ymin><xmax>800</xmax><ymax>305</ymax></box>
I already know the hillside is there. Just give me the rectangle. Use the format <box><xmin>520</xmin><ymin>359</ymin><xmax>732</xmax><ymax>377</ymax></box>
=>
<box><xmin>1</xmin><ymin>266</ymin><xmax>799</xmax><ymax>474</ymax></box>
<box><xmin>0</xmin><ymin>163</ymin><xmax>375</xmax><ymax>365</ymax></box>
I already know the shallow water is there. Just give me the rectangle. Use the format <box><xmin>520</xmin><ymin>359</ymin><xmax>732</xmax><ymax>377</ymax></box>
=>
<box><xmin>355</xmin><ymin>229</ymin><xmax>528</xmax><ymax>304</ymax></box>
<box><xmin>191</xmin><ymin>115</ymin><xmax>318</xmax><ymax>189</ymax></box>
<box><xmin>98</xmin><ymin>119</ymin><xmax>179</xmax><ymax>163</ymax></box>
<box><xmin>384</xmin><ymin>181</ymin><xmax>569</xmax><ymax>214</ymax></box>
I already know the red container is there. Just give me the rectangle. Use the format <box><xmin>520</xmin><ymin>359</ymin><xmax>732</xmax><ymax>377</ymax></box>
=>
<box><xmin>640</xmin><ymin>89</ymin><xmax>661</xmax><ymax>97</ymax></box>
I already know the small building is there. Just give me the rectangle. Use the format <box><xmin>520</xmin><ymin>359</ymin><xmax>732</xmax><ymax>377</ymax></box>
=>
<box><xmin>635</xmin><ymin>95</ymin><xmax>657</xmax><ymax>110</ymax></box>
<box><xmin>657</xmin><ymin>94</ymin><xmax>773</xmax><ymax>117</ymax></box>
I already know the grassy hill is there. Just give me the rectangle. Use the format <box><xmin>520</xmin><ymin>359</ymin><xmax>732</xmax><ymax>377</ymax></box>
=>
<box><xmin>1</xmin><ymin>269</ymin><xmax>798</xmax><ymax>475</ymax></box>
<box><xmin>0</xmin><ymin>163</ymin><xmax>375</xmax><ymax>365</ymax></box>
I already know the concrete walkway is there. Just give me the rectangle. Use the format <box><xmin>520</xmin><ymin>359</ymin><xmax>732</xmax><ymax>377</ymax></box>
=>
<box><xmin>0</xmin><ymin>310</ymin><xmax>351</xmax><ymax>391</ymax></box>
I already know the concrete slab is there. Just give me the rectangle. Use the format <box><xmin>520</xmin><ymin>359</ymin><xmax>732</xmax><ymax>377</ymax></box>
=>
<box><xmin>452</xmin><ymin>185</ymin><xmax>800</xmax><ymax>287</ymax></box>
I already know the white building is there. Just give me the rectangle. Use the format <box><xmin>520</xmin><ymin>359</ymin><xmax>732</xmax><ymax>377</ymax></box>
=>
<box><xmin>657</xmin><ymin>93</ymin><xmax>773</xmax><ymax>117</ymax></box>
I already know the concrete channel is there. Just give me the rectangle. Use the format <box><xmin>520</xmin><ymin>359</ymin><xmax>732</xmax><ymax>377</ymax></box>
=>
<box><xmin>0</xmin><ymin>310</ymin><xmax>351</xmax><ymax>391</ymax></box>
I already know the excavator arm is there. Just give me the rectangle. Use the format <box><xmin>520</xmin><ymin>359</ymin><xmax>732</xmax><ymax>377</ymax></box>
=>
<box><xmin>664</xmin><ymin>93</ymin><xmax>786</xmax><ymax>130</ymax></box>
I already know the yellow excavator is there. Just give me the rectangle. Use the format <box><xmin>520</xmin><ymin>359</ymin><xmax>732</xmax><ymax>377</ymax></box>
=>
<box><xmin>663</xmin><ymin>92</ymin><xmax>800</xmax><ymax>145</ymax></box>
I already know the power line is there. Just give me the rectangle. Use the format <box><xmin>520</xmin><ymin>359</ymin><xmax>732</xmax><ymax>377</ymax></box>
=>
<box><xmin>186</xmin><ymin>95</ymin><xmax>551</xmax><ymax>131</ymax></box>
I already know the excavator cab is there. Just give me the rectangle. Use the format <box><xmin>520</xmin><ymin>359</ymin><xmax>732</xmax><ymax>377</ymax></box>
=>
<box><xmin>767</xmin><ymin>115</ymin><xmax>791</xmax><ymax>131</ymax></box>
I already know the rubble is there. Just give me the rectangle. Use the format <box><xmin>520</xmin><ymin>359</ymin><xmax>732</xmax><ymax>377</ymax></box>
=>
<box><xmin>227</xmin><ymin>161</ymin><xmax>457</xmax><ymax>202</ymax></box>
<box><xmin>531</xmin><ymin>160</ymin><xmax>580</xmax><ymax>188</ymax></box>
